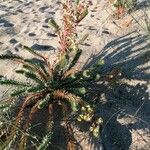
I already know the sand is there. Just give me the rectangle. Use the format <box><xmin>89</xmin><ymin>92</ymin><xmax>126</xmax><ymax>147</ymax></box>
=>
<box><xmin>0</xmin><ymin>0</ymin><xmax>150</xmax><ymax>149</ymax></box>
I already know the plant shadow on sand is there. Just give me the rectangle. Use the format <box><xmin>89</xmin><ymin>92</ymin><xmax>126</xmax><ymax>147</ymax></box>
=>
<box><xmin>8</xmin><ymin>32</ymin><xmax>150</xmax><ymax>150</ymax></box>
<box><xmin>135</xmin><ymin>1</ymin><xmax>150</xmax><ymax>11</ymax></box>
<box><xmin>80</xmin><ymin>31</ymin><xmax>150</xmax><ymax>150</ymax></box>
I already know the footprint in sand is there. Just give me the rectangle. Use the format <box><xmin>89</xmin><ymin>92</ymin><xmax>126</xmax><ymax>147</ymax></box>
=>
<box><xmin>28</xmin><ymin>32</ymin><xmax>36</xmax><ymax>37</ymax></box>
<box><xmin>31</xmin><ymin>43</ymin><xmax>55</xmax><ymax>51</ymax></box>
<box><xmin>24</xmin><ymin>2</ymin><xmax>33</xmax><ymax>7</ymax></box>
<box><xmin>42</xmin><ymin>25</ymin><xmax>49</xmax><ymax>28</ymax></box>
<box><xmin>9</xmin><ymin>38</ymin><xmax>18</xmax><ymax>44</ymax></box>
<box><xmin>14</xmin><ymin>43</ymin><xmax>22</xmax><ymax>52</ymax></box>
<box><xmin>47</xmin><ymin>33</ymin><xmax>57</xmax><ymax>37</ymax></box>
<box><xmin>45</xmin><ymin>18</ymin><xmax>52</xmax><ymax>23</ymax></box>
<box><xmin>38</xmin><ymin>6</ymin><xmax>49</xmax><ymax>13</ymax></box>
<box><xmin>0</xmin><ymin>18</ymin><xmax>14</xmax><ymax>28</ymax></box>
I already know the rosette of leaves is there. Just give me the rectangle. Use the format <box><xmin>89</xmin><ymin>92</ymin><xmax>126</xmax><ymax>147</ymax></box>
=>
<box><xmin>0</xmin><ymin>45</ymin><xmax>104</xmax><ymax>149</ymax></box>
<box><xmin>113</xmin><ymin>0</ymin><xmax>137</xmax><ymax>9</ymax></box>
<box><xmin>0</xmin><ymin>0</ymin><xmax>104</xmax><ymax>149</ymax></box>
<box><xmin>110</xmin><ymin>0</ymin><xmax>137</xmax><ymax>17</ymax></box>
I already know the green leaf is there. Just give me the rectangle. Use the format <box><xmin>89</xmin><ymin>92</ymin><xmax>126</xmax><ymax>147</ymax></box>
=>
<box><xmin>10</xmin><ymin>89</ymin><xmax>26</xmax><ymax>97</ymax></box>
<box><xmin>27</xmin><ymin>85</ymin><xmax>45</xmax><ymax>93</ymax></box>
<box><xmin>23</xmin><ymin>46</ymin><xmax>45</xmax><ymax>60</ymax></box>
<box><xmin>77</xmin><ymin>6</ymin><xmax>88</xmax><ymax>23</ymax></box>
<box><xmin>22</xmin><ymin>64</ymin><xmax>35</xmax><ymax>72</ymax></box>
<box><xmin>55</xmin><ymin>54</ymin><xmax>69</xmax><ymax>71</ymax></box>
<box><xmin>0</xmin><ymin>103</ymin><xmax>10</xmax><ymax>109</ymax></box>
<box><xmin>78</xmin><ymin>33</ymin><xmax>89</xmax><ymax>45</ymax></box>
<box><xmin>37</xmin><ymin>131</ymin><xmax>52</xmax><ymax>150</ymax></box>
<box><xmin>48</xmin><ymin>19</ymin><xmax>59</xmax><ymax>31</ymax></box>
<box><xmin>0</xmin><ymin>54</ymin><xmax>23</xmax><ymax>61</ymax></box>
<box><xmin>16</xmin><ymin>69</ymin><xmax>44</xmax><ymax>85</ymax></box>
<box><xmin>0</xmin><ymin>77</ymin><xmax>30</xmax><ymax>87</ymax></box>
<box><xmin>38</xmin><ymin>94</ymin><xmax>51</xmax><ymax>109</ymax></box>
<box><xmin>24</xmin><ymin>59</ymin><xmax>50</xmax><ymax>77</ymax></box>
<box><xmin>61</xmin><ymin>72</ymin><xmax>82</xmax><ymax>87</ymax></box>
<box><xmin>68</xmin><ymin>49</ymin><xmax>82</xmax><ymax>70</ymax></box>
<box><xmin>70</xmin><ymin>101</ymin><xmax>79</xmax><ymax>112</ymax></box>
<box><xmin>15</xmin><ymin>69</ymin><xmax>25</xmax><ymax>74</ymax></box>
<box><xmin>24</xmin><ymin>58</ymin><xmax>42</xmax><ymax>66</ymax></box>
<box><xmin>38</xmin><ymin>62</ymin><xmax>50</xmax><ymax>77</ymax></box>
<box><xmin>76</xmin><ymin>0</ymin><xmax>80</xmax><ymax>5</ymax></box>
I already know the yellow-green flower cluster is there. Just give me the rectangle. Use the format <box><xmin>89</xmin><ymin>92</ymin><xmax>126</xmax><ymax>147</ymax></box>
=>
<box><xmin>90</xmin><ymin>117</ymin><xmax>103</xmax><ymax>138</ymax></box>
<box><xmin>77</xmin><ymin>105</ymin><xmax>93</xmax><ymax>122</ymax></box>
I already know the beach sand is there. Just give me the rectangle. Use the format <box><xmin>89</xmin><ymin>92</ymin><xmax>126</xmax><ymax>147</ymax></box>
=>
<box><xmin>0</xmin><ymin>0</ymin><xmax>150</xmax><ymax>149</ymax></box>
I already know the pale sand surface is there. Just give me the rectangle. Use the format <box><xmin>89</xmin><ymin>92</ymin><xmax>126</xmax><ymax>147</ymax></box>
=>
<box><xmin>0</xmin><ymin>0</ymin><xmax>150</xmax><ymax>149</ymax></box>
